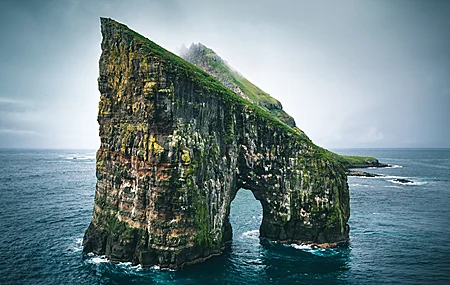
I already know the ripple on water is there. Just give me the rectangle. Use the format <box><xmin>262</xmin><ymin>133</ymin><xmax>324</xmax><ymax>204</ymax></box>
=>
<box><xmin>1</xmin><ymin>149</ymin><xmax>450</xmax><ymax>284</ymax></box>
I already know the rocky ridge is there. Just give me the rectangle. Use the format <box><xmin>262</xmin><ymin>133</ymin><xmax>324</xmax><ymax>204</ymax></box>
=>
<box><xmin>180</xmin><ymin>43</ymin><xmax>297</xmax><ymax>128</ymax></box>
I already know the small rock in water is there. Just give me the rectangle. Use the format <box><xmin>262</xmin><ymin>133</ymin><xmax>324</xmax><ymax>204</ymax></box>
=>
<box><xmin>346</xmin><ymin>170</ymin><xmax>382</xmax><ymax>177</ymax></box>
<box><xmin>393</xmin><ymin>178</ymin><xmax>413</xmax><ymax>184</ymax></box>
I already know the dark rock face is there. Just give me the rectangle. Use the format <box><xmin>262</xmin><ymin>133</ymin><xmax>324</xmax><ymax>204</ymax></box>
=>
<box><xmin>83</xmin><ymin>18</ymin><xmax>350</xmax><ymax>269</ymax></box>
<box><xmin>393</xmin><ymin>178</ymin><xmax>414</xmax><ymax>184</ymax></box>
<box><xmin>346</xmin><ymin>170</ymin><xmax>382</xmax><ymax>177</ymax></box>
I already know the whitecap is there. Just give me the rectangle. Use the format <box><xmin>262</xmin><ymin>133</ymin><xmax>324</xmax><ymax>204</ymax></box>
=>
<box><xmin>349</xmin><ymin>183</ymin><xmax>372</xmax><ymax>187</ymax></box>
<box><xmin>290</xmin><ymin>243</ymin><xmax>312</xmax><ymax>250</ymax></box>
<box><xmin>386</xmin><ymin>164</ymin><xmax>403</xmax><ymax>169</ymax></box>
<box><xmin>242</xmin><ymin>229</ymin><xmax>259</xmax><ymax>240</ymax></box>
<box><xmin>63</xmin><ymin>154</ymin><xmax>96</xmax><ymax>160</ymax></box>
<box><xmin>353</xmin><ymin>175</ymin><xmax>408</xmax><ymax>180</ymax></box>
<box><xmin>287</xmin><ymin>244</ymin><xmax>338</xmax><ymax>257</ymax></box>
<box><xmin>89</xmin><ymin>255</ymin><xmax>109</xmax><ymax>264</ymax></box>
<box><xmin>68</xmin><ymin>237</ymin><xmax>83</xmax><ymax>252</ymax></box>
<box><xmin>117</xmin><ymin>261</ymin><xmax>143</xmax><ymax>272</ymax></box>
<box><xmin>388</xmin><ymin>179</ymin><xmax>425</xmax><ymax>186</ymax></box>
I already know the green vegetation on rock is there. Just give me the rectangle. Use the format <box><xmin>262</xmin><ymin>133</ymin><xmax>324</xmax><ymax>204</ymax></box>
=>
<box><xmin>181</xmin><ymin>43</ymin><xmax>296</xmax><ymax>128</ymax></box>
<box><xmin>180</xmin><ymin>42</ymin><xmax>383</xmax><ymax>170</ymax></box>
<box><xmin>83</xmin><ymin>18</ymin><xmax>371</xmax><ymax>270</ymax></box>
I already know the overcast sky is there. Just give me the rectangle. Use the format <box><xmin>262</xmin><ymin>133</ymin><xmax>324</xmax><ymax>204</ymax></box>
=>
<box><xmin>0</xmin><ymin>0</ymin><xmax>449</xmax><ymax>149</ymax></box>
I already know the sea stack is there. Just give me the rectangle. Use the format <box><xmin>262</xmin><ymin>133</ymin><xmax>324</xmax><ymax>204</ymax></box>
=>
<box><xmin>83</xmin><ymin>18</ymin><xmax>350</xmax><ymax>269</ymax></box>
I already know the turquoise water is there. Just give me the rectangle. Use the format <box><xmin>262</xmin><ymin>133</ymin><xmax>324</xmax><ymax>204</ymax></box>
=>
<box><xmin>0</xmin><ymin>149</ymin><xmax>449</xmax><ymax>284</ymax></box>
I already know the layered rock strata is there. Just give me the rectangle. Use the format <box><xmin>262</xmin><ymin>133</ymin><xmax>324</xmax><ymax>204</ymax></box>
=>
<box><xmin>83</xmin><ymin>18</ymin><xmax>350</xmax><ymax>269</ymax></box>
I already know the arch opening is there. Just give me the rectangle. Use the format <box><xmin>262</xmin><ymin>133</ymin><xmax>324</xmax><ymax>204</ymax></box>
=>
<box><xmin>228</xmin><ymin>188</ymin><xmax>263</xmax><ymax>244</ymax></box>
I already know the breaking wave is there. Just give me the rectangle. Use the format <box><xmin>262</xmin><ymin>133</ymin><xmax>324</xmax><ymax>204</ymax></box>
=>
<box><xmin>388</xmin><ymin>179</ymin><xmax>425</xmax><ymax>186</ymax></box>
<box><xmin>242</xmin><ymin>229</ymin><xmax>259</xmax><ymax>240</ymax></box>
<box><xmin>60</xmin><ymin>153</ymin><xmax>95</xmax><ymax>160</ymax></box>
<box><xmin>287</xmin><ymin>244</ymin><xmax>339</xmax><ymax>257</ymax></box>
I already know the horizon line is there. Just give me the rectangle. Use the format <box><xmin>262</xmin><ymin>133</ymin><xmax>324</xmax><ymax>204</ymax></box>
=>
<box><xmin>1</xmin><ymin>147</ymin><xmax>449</xmax><ymax>151</ymax></box>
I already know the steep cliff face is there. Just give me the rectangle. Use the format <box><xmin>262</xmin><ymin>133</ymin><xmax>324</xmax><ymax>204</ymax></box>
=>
<box><xmin>180</xmin><ymin>43</ymin><xmax>385</xmax><ymax>170</ymax></box>
<box><xmin>180</xmin><ymin>43</ymin><xmax>297</xmax><ymax>128</ymax></box>
<box><xmin>83</xmin><ymin>18</ymin><xmax>350</xmax><ymax>269</ymax></box>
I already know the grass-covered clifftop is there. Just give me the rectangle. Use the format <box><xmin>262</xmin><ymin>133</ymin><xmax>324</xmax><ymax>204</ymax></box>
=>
<box><xmin>325</xmin><ymin>152</ymin><xmax>388</xmax><ymax>169</ymax></box>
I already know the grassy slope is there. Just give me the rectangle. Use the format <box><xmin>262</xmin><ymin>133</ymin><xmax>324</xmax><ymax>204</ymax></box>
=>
<box><xmin>181</xmin><ymin>44</ymin><xmax>297</xmax><ymax>128</ymax></box>
<box><xmin>189</xmin><ymin>44</ymin><xmax>279</xmax><ymax>106</ymax></box>
<box><xmin>325</xmin><ymin>152</ymin><xmax>385</xmax><ymax>169</ymax></box>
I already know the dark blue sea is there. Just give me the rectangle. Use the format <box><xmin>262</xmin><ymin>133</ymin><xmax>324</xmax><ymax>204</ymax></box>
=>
<box><xmin>0</xmin><ymin>149</ymin><xmax>449</xmax><ymax>284</ymax></box>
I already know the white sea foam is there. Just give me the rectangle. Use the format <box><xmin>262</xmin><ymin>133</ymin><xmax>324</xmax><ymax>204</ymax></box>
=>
<box><xmin>388</xmin><ymin>179</ymin><xmax>425</xmax><ymax>186</ymax></box>
<box><xmin>118</xmin><ymin>261</ymin><xmax>132</xmax><ymax>266</ymax></box>
<box><xmin>85</xmin><ymin>253</ymin><xmax>176</xmax><ymax>272</ymax></box>
<box><xmin>89</xmin><ymin>255</ymin><xmax>109</xmax><ymax>264</ymax></box>
<box><xmin>287</xmin><ymin>244</ymin><xmax>338</xmax><ymax>257</ymax></box>
<box><xmin>242</xmin><ymin>229</ymin><xmax>259</xmax><ymax>240</ymax></box>
<box><xmin>355</xmin><ymin>175</ymin><xmax>412</xmax><ymax>181</ymax></box>
<box><xmin>355</xmin><ymin>174</ymin><xmax>426</xmax><ymax>186</ymax></box>
<box><xmin>349</xmin><ymin>183</ymin><xmax>372</xmax><ymax>188</ymax></box>
<box><xmin>290</xmin><ymin>243</ymin><xmax>313</xmax><ymax>250</ymax></box>
<box><xmin>386</xmin><ymin>164</ymin><xmax>403</xmax><ymax>169</ymax></box>
<box><xmin>62</xmin><ymin>154</ymin><xmax>96</xmax><ymax>160</ymax></box>
<box><xmin>367</xmin><ymin>164</ymin><xmax>402</xmax><ymax>169</ymax></box>
<box><xmin>68</xmin><ymin>237</ymin><xmax>83</xmax><ymax>252</ymax></box>
<box><xmin>117</xmin><ymin>261</ymin><xmax>143</xmax><ymax>271</ymax></box>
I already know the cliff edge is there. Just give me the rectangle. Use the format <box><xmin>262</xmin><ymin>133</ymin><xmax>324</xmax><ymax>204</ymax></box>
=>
<box><xmin>180</xmin><ymin>43</ymin><xmax>386</xmax><ymax>170</ymax></box>
<box><xmin>83</xmin><ymin>18</ymin><xmax>350</xmax><ymax>269</ymax></box>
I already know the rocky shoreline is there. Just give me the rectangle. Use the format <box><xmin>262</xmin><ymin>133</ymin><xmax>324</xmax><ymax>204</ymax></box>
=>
<box><xmin>346</xmin><ymin>166</ymin><xmax>415</xmax><ymax>185</ymax></box>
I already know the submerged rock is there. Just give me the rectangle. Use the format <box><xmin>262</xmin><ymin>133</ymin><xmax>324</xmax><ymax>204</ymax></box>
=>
<box><xmin>83</xmin><ymin>18</ymin><xmax>350</xmax><ymax>269</ymax></box>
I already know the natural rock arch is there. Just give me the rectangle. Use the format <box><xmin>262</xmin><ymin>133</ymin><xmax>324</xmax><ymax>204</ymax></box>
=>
<box><xmin>83</xmin><ymin>18</ymin><xmax>350</xmax><ymax>269</ymax></box>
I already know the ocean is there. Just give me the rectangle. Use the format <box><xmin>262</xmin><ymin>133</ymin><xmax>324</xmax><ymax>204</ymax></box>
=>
<box><xmin>0</xmin><ymin>149</ymin><xmax>449</xmax><ymax>284</ymax></box>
